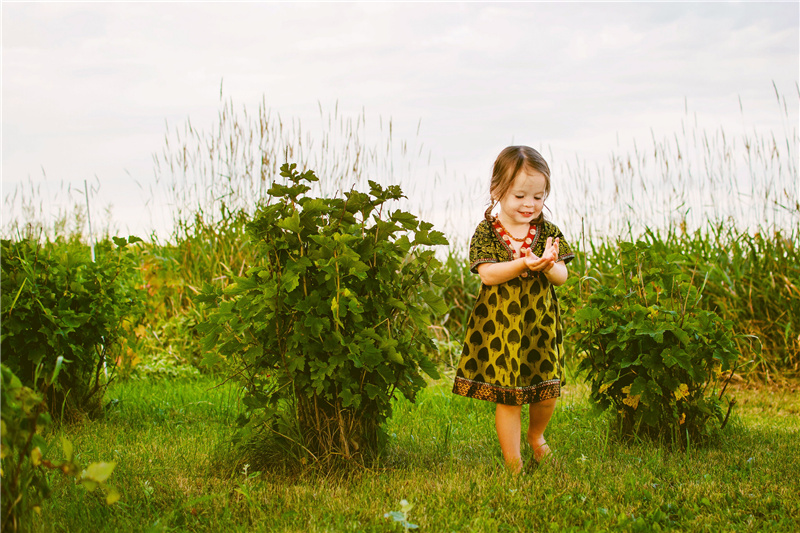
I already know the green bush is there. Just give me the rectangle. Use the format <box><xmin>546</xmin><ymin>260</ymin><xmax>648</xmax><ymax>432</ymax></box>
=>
<box><xmin>1</xmin><ymin>364</ymin><xmax>118</xmax><ymax>533</ymax></box>
<box><xmin>1</xmin><ymin>236</ymin><xmax>143</xmax><ymax>418</ymax></box>
<box><xmin>568</xmin><ymin>239</ymin><xmax>744</xmax><ymax>446</ymax></box>
<box><xmin>560</xmin><ymin>225</ymin><xmax>799</xmax><ymax>377</ymax></box>
<box><xmin>199</xmin><ymin>164</ymin><xmax>448</xmax><ymax>466</ymax></box>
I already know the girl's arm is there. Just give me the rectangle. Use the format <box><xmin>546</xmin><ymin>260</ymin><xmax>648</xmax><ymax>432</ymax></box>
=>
<box><xmin>477</xmin><ymin>236</ymin><xmax>569</xmax><ymax>287</ymax></box>
<box><xmin>543</xmin><ymin>260</ymin><xmax>568</xmax><ymax>286</ymax></box>
<box><xmin>476</xmin><ymin>258</ymin><xmax>568</xmax><ymax>286</ymax></box>
<box><xmin>476</xmin><ymin>258</ymin><xmax>531</xmax><ymax>286</ymax></box>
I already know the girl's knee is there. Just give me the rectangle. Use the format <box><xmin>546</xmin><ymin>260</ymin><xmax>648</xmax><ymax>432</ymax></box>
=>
<box><xmin>496</xmin><ymin>403</ymin><xmax>522</xmax><ymax>415</ymax></box>
<box><xmin>530</xmin><ymin>398</ymin><xmax>557</xmax><ymax>411</ymax></box>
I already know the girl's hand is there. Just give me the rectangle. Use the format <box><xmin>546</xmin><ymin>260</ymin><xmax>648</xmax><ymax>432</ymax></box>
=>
<box><xmin>545</xmin><ymin>237</ymin><xmax>560</xmax><ymax>268</ymax></box>
<box><xmin>524</xmin><ymin>237</ymin><xmax>560</xmax><ymax>272</ymax></box>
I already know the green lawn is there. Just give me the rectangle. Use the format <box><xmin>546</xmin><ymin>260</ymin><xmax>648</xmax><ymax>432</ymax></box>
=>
<box><xmin>34</xmin><ymin>373</ymin><xmax>799</xmax><ymax>532</ymax></box>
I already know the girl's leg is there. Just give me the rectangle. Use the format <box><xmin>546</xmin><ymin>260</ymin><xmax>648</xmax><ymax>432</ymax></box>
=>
<box><xmin>527</xmin><ymin>398</ymin><xmax>557</xmax><ymax>461</ymax></box>
<box><xmin>495</xmin><ymin>403</ymin><xmax>523</xmax><ymax>472</ymax></box>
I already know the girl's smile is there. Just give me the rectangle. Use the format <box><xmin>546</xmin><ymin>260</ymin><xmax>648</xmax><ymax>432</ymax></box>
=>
<box><xmin>497</xmin><ymin>169</ymin><xmax>547</xmax><ymax>230</ymax></box>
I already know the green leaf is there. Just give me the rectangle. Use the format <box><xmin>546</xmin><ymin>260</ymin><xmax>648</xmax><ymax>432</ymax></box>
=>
<box><xmin>665</xmin><ymin>324</ymin><xmax>691</xmax><ymax>345</ymax></box>
<box><xmin>431</xmin><ymin>271</ymin><xmax>449</xmax><ymax>286</ymax></box>
<box><xmin>386</xmin><ymin>347</ymin><xmax>404</xmax><ymax>364</ymax></box>
<box><xmin>574</xmin><ymin>307</ymin><xmax>602</xmax><ymax>323</ymax></box>
<box><xmin>630</xmin><ymin>376</ymin><xmax>648</xmax><ymax>397</ymax></box>
<box><xmin>391</xmin><ymin>210</ymin><xmax>418</xmax><ymax>230</ymax></box>
<box><xmin>277</xmin><ymin>211</ymin><xmax>302</xmax><ymax>233</ymax></box>
<box><xmin>418</xmin><ymin>357</ymin><xmax>440</xmax><ymax>379</ymax></box>
<box><xmin>82</xmin><ymin>461</ymin><xmax>116</xmax><ymax>484</ymax></box>
<box><xmin>201</xmin><ymin>351</ymin><xmax>224</xmax><ymax>369</ymax></box>
<box><xmin>428</xmin><ymin>230</ymin><xmax>448</xmax><ymax>246</ymax></box>
<box><xmin>223</xmin><ymin>277</ymin><xmax>258</xmax><ymax>295</ymax></box>
<box><xmin>61</xmin><ymin>436</ymin><xmax>74</xmax><ymax>461</ymax></box>
<box><xmin>386</xmin><ymin>297</ymin><xmax>407</xmax><ymax>311</ymax></box>
<box><xmin>81</xmin><ymin>479</ymin><xmax>99</xmax><ymax>492</ymax></box>
<box><xmin>421</xmin><ymin>290</ymin><xmax>449</xmax><ymax>316</ymax></box>
<box><xmin>281</xmin><ymin>270</ymin><xmax>301</xmax><ymax>293</ymax></box>
<box><xmin>364</xmin><ymin>383</ymin><xmax>383</xmax><ymax>400</ymax></box>
<box><xmin>619</xmin><ymin>354</ymin><xmax>641</xmax><ymax>369</ymax></box>
<box><xmin>106</xmin><ymin>487</ymin><xmax>121</xmax><ymax>505</ymax></box>
<box><xmin>339</xmin><ymin>387</ymin><xmax>361</xmax><ymax>408</ymax></box>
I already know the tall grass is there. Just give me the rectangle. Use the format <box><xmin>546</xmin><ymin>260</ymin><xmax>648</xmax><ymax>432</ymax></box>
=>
<box><xmin>4</xmin><ymin>87</ymin><xmax>796</xmax><ymax>246</ymax></box>
<box><xmin>154</xmin><ymin>95</ymin><xmax>437</xmax><ymax>242</ymax></box>
<box><xmin>1</xmin><ymin>176</ymin><xmax>114</xmax><ymax>243</ymax></box>
<box><xmin>662</xmin><ymin>223</ymin><xmax>800</xmax><ymax>375</ymax></box>
<box><xmin>554</xmin><ymin>88</ymin><xmax>798</xmax><ymax>241</ymax></box>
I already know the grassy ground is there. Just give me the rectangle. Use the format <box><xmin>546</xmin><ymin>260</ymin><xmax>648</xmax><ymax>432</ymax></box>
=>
<box><xmin>34</xmin><ymin>373</ymin><xmax>799</xmax><ymax>533</ymax></box>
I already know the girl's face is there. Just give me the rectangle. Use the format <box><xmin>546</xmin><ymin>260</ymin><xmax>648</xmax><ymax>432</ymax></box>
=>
<box><xmin>497</xmin><ymin>168</ymin><xmax>547</xmax><ymax>227</ymax></box>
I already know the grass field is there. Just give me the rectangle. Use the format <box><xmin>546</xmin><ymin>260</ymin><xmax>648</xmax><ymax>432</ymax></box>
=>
<box><xmin>33</xmin><ymin>373</ymin><xmax>799</xmax><ymax>533</ymax></box>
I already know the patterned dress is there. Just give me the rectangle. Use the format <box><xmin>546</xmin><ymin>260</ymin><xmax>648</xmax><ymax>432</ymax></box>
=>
<box><xmin>452</xmin><ymin>218</ymin><xmax>575</xmax><ymax>406</ymax></box>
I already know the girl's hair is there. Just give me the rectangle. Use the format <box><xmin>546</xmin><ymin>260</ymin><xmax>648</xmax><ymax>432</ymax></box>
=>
<box><xmin>484</xmin><ymin>145</ymin><xmax>551</xmax><ymax>225</ymax></box>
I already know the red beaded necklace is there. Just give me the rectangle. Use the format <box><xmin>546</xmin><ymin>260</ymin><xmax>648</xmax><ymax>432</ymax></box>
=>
<box><xmin>493</xmin><ymin>217</ymin><xmax>537</xmax><ymax>262</ymax></box>
<box><xmin>494</xmin><ymin>218</ymin><xmax>529</xmax><ymax>242</ymax></box>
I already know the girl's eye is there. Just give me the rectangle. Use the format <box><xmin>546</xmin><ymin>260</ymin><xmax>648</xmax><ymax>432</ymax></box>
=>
<box><xmin>515</xmin><ymin>195</ymin><xmax>524</xmax><ymax>199</ymax></box>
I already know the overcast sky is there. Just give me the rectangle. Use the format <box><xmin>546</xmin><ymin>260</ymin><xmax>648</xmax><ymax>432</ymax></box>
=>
<box><xmin>2</xmin><ymin>2</ymin><xmax>798</xmax><ymax>242</ymax></box>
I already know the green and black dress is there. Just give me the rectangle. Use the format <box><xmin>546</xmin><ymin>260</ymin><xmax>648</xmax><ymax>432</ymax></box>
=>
<box><xmin>452</xmin><ymin>218</ymin><xmax>574</xmax><ymax>406</ymax></box>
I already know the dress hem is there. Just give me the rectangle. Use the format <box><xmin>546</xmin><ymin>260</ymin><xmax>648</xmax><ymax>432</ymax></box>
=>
<box><xmin>452</xmin><ymin>376</ymin><xmax>561</xmax><ymax>406</ymax></box>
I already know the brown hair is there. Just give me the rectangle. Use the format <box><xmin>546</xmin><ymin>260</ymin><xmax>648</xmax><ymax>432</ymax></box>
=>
<box><xmin>484</xmin><ymin>145</ymin><xmax>551</xmax><ymax>224</ymax></box>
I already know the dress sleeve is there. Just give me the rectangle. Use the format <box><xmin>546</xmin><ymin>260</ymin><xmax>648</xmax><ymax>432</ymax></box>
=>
<box><xmin>468</xmin><ymin>220</ymin><xmax>506</xmax><ymax>274</ymax></box>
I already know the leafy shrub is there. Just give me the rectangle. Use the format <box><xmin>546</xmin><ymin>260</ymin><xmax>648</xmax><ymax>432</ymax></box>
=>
<box><xmin>199</xmin><ymin>164</ymin><xmax>448</xmax><ymax>465</ymax></box>
<box><xmin>1</xmin><ymin>236</ymin><xmax>143</xmax><ymax>418</ymax></box>
<box><xmin>561</xmin><ymin>224</ymin><xmax>799</xmax><ymax>377</ymax></box>
<box><xmin>568</xmin><ymin>239</ymin><xmax>743</xmax><ymax>446</ymax></box>
<box><xmin>1</xmin><ymin>364</ymin><xmax>118</xmax><ymax>532</ymax></box>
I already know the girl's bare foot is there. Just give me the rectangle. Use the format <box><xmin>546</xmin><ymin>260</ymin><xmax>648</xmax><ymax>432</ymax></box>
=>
<box><xmin>505</xmin><ymin>456</ymin><xmax>524</xmax><ymax>474</ymax></box>
<box><xmin>532</xmin><ymin>441</ymin><xmax>551</xmax><ymax>463</ymax></box>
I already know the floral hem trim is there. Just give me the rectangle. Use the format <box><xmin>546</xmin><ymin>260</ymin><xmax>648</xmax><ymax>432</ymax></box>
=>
<box><xmin>452</xmin><ymin>376</ymin><xmax>561</xmax><ymax>406</ymax></box>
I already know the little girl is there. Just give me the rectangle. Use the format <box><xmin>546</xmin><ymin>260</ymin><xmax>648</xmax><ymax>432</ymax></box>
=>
<box><xmin>452</xmin><ymin>145</ymin><xmax>574</xmax><ymax>473</ymax></box>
